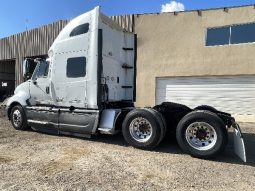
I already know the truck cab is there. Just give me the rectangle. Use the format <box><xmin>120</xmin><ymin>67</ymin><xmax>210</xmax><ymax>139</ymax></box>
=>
<box><xmin>5</xmin><ymin>7</ymin><xmax>246</xmax><ymax>162</ymax></box>
<box><xmin>7</xmin><ymin>7</ymin><xmax>136</xmax><ymax>135</ymax></box>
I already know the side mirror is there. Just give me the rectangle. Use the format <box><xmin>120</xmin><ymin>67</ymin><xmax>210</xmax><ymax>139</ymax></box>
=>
<box><xmin>23</xmin><ymin>59</ymin><xmax>30</xmax><ymax>79</ymax></box>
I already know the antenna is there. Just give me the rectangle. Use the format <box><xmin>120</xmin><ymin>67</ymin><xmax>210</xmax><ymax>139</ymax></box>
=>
<box><xmin>25</xmin><ymin>19</ymin><xmax>29</xmax><ymax>31</ymax></box>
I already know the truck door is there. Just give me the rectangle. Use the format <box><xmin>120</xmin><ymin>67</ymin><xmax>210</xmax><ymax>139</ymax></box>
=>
<box><xmin>29</xmin><ymin>60</ymin><xmax>51</xmax><ymax>105</ymax></box>
<box><xmin>27</xmin><ymin>60</ymin><xmax>58</xmax><ymax>133</ymax></box>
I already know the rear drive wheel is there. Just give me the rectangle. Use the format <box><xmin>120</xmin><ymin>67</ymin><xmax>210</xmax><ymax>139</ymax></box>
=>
<box><xmin>10</xmin><ymin>105</ymin><xmax>28</xmax><ymax>130</ymax></box>
<box><xmin>176</xmin><ymin>110</ymin><xmax>228</xmax><ymax>159</ymax></box>
<box><xmin>122</xmin><ymin>109</ymin><xmax>163</xmax><ymax>149</ymax></box>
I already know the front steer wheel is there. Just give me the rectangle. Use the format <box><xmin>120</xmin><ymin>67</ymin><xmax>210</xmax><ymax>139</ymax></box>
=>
<box><xmin>122</xmin><ymin>109</ymin><xmax>164</xmax><ymax>150</ymax></box>
<box><xmin>10</xmin><ymin>105</ymin><xmax>29</xmax><ymax>130</ymax></box>
<box><xmin>176</xmin><ymin>110</ymin><xmax>228</xmax><ymax>159</ymax></box>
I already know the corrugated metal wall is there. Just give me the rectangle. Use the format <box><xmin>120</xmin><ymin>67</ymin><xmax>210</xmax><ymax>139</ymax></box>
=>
<box><xmin>0</xmin><ymin>20</ymin><xmax>69</xmax><ymax>86</ymax></box>
<box><xmin>0</xmin><ymin>15</ymin><xmax>134</xmax><ymax>87</ymax></box>
<box><xmin>110</xmin><ymin>15</ymin><xmax>134</xmax><ymax>32</ymax></box>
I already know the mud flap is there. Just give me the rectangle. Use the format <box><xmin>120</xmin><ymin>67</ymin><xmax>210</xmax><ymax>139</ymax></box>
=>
<box><xmin>233</xmin><ymin>123</ymin><xmax>246</xmax><ymax>162</ymax></box>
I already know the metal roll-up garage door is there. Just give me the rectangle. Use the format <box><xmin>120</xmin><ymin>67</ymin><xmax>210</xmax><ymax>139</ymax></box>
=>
<box><xmin>156</xmin><ymin>76</ymin><xmax>255</xmax><ymax>115</ymax></box>
<box><xmin>0</xmin><ymin>60</ymin><xmax>15</xmax><ymax>101</ymax></box>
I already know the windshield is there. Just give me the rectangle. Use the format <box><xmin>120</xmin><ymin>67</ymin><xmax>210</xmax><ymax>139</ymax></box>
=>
<box><xmin>32</xmin><ymin>60</ymin><xmax>49</xmax><ymax>80</ymax></box>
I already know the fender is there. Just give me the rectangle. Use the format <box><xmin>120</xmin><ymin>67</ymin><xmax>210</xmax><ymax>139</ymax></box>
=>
<box><xmin>6</xmin><ymin>81</ymin><xmax>30</xmax><ymax>118</ymax></box>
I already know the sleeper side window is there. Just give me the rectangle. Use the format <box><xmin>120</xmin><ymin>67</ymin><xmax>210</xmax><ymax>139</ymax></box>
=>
<box><xmin>66</xmin><ymin>57</ymin><xmax>86</xmax><ymax>78</ymax></box>
<box><xmin>70</xmin><ymin>23</ymin><xmax>89</xmax><ymax>37</ymax></box>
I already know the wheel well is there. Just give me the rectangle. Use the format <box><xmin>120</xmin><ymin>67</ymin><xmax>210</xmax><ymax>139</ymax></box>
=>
<box><xmin>7</xmin><ymin>102</ymin><xmax>21</xmax><ymax>119</ymax></box>
<box><xmin>114</xmin><ymin>108</ymin><xmax>134</xmax><ymax>131</ymax></box>
<box><xmin>194</xmin><ymin>105</ymin><xmax>233</xmax><ymax>127</ymax></box>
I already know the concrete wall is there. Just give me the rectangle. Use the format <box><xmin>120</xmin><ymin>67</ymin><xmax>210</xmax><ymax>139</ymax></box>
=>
<box><xmin>134</xmin><ymin>5</ymin><xmax>255</xmax><ymax>107</ymax></box>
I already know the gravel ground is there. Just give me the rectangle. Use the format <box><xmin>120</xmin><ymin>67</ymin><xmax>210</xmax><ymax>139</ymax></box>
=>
<box><xmin>0</xmin><ymin>109</ymin><xmax>255</xmax><ymax>191</ymax></box>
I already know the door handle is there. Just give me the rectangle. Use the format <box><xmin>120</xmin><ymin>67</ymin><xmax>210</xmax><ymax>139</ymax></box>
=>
<box><xmin>46</xmin><ymin>86</ymin><xmax>50</xmax><ymax>94</ymax></box>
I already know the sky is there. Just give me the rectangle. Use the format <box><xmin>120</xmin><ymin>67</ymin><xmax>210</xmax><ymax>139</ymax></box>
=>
<box><xmin>0</xmin><ymin>0</ymin><xmax>255</xmax><ymax>38</ymax></box>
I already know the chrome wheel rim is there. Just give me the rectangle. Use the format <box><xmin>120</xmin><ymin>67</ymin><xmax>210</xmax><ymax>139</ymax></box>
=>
<box><xmin>185</xmin><ymin>122</ymin><xmax>217</xmax><ymax>151</ymax></box>
<box><xmin>129</xmin><ymin>117</ymin><xmax>153</xmax><ymax>143</ymax></box>
<box><xmin>13</xmin><ymin>109</ymin><xmax>22</xmax><ymax>127</ymax></box>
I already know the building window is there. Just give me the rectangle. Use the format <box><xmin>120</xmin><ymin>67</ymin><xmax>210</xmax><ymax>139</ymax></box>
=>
<box><xmin>231</xmin><ymin>23</ymin><xmax>255</xmax><ymax>44</ymax></box>
<box><xmin>66</xmin><ymin>57</ymin><xmax>86</xmax><ymax>78</ymax></box>
<box><xmin>206</xmin><ymin>23</ymin><xmax>255</xmax><ymax>46</ymax></box>
<box><xmin>70</xmin><ymin>23</ymin><xmax>89</xmax><ymax>37</ymax></box>
<box><xmin>206</xmin><ymin>27</ymin><xmax>230</xmax><ymax>46</ymax></box>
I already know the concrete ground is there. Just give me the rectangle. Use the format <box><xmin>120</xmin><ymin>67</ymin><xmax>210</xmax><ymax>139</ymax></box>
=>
<box><xmin>0</xmin><ymin>110</ymin><xmax>255</xmax><ymax>191</ymax></box>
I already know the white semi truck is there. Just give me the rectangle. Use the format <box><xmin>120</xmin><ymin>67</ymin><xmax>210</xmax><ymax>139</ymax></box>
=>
<box><xmin>5</xmin><ymin>7</ymin><xmax>246</xmax><ymax>161</ymax></box>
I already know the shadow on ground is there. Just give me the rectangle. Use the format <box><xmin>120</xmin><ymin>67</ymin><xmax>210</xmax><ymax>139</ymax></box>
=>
<box><xmin>214</xmin><ymin>131</ymin><xmax>255</xmax><ymax>167</ymax></box>
<box><xmin>5</xmin><ymin>115</ymin><xmax>255</xmax><ymax>167</ymax></box>
<box><xmin>90</xmin><ymin>130</ymin><xmax>255</xmax><ymax>167</ymax></box>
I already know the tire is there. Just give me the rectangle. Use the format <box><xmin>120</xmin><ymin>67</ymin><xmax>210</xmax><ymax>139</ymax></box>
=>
<box><xmin>122</xmin><ymin>109</ymin><xmax>163</xmax><ymax>149</ymax></box>
<box><xmin>176</xmin><ymin>110</ymin><xmax>228</xmax><ymax>159</ymax></box>
<box><xmin>10</xmin><ymin>105</ymin><xmax>28</xmax><ymax>130</ymax></box>
<box><xmin>145</xmin><ymin>108</ymin><xmax>167</xmax><ymax>145</ymax></box>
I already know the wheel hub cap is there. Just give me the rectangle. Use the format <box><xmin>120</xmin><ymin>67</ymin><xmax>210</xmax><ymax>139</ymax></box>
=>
<box><xmin>196</xmin><ymin>129</ymin><xmax>207</xmax><ymax>140</ymax></box>
<box><xmin>185</xmin><ymin>122</ymin><xmax>217</xmax><ymax>151</ymax></box>
<box><xmin>129</xmin><ymin>117</ymin><xmax>153</xmax><ymax>143</ymax></box>
<box><xmin>13</xmin><ymin>110</ymin><xmax>22</xmax><ymax>127</ymax></box>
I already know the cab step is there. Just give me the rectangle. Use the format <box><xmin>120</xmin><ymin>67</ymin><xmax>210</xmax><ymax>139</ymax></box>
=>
<box><xmin>98</xmin><ymin>127</ymin><xmax>118</xmax><ymax>135</ymax></box>
<box><xmin>123</xmin><ymin>47</ymin><xmax>134</xmax><ymax>51</ymax></box>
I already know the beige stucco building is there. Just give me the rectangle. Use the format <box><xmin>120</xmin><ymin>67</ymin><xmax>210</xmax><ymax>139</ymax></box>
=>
<box><xmin>135</xmin><ymin>5</ymin><xmax>255</xmax><ymax>105</ymax></box>
<box><xmin>0</xmin><ymin>5</ymin><xmax>255</xmax><ymax>121</ymax></box>
<box><xmin>134</xmin><ymin>5</ymin><xmax>255</xmax><ymax>121</ymax></box>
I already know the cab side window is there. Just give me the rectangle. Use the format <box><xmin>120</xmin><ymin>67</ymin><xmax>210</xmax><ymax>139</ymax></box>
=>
<box><xmin>35</xmin><ymin>62</ymin><xmax>49</xmax><ymax>79</ymax></box>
